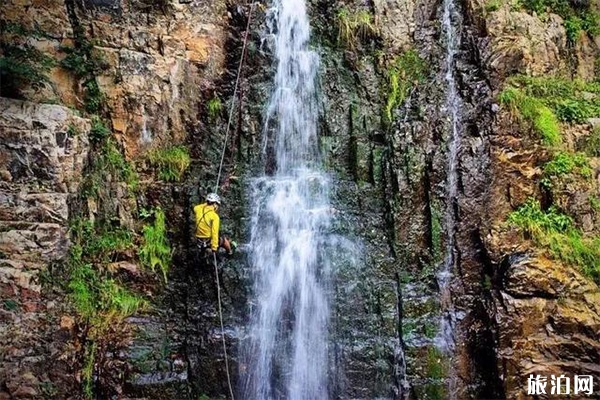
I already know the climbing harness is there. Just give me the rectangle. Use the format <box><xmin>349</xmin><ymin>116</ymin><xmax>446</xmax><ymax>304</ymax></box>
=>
<box><xmin>211</xmin><ymin>3</ymin><xmax>256</xmax><ymax>400</ymax></box>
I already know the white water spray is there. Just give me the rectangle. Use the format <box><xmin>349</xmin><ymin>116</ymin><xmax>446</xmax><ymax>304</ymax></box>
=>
<box><xmin>243</xmin><ymin>0</ymin><xmax>331</xmax><ymax>399</ymax></box>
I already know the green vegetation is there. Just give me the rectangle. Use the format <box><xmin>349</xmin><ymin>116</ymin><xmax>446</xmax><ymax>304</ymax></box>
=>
<box><xmin>0</xmin><ymin>43</ymin><xmax>55</xmax><ymax>98</ymax></box>
<box><xmin>68</xmin><ymin>218</ymin><xmax>147</xmax><ymax>398</ymax></box>
<box><xmin>485</xmin><ymin>0</ymin><xmax>501</xmax><ymax>12</ymax></box>
<box><xmin>82</xmin><ymin>139</ymin><xmax>139</xmax><ymax>197</ymax></box>
<box><xmin>541</xmin><ymin>151</ymin><xmax>592</xmax><ymax>188</ymax></box>
<box><xmin>590</xmin><ymin>195</ymin><xmax>600</xmax><ymax>212</ymax></box>
<box><xmin>423</xmin><ymin>347</ymin><xmax>447</xmax><ymax>400</ymax></box>
<box><xmin>336</xmin><ymin>7</ymin><xmax>378</xmax><ymax>49</ymax></box>
<box><xmin>506</xmin><ymin>76</ymin><xmax>600</xmax><ymax>123</ymax></box>
<box><xmin>582</xmin><ymin>126</ymin><xmax>600</xmax><ymax>157</ymax></box>
<box><xmin>139</xmin><ymin>208</ymin><xmax>172</xmax><ymax>282</ymax></box>
<box><xmin>67</xmin><ymin>123</ymin><xmax>81</xmax><ymax>137</ymax></box>
<box><xmin>499</xmin><ymin>86</ymin><xmax>562</xmax><ymax>145</ymax></box>
<box><xmin>519</xmin><ymin>0</ymin><xmax>599</xmax><ymax>42</ymax></box>
<box><xmin>384</xmin><ymin>49</ymin><xmax>427</xmax><ymax>123</ymax></box>
<box><xmin>508</xmin><ymin>198</ymin><xmax>600</xmax><ymax>282</ymax></box>
<box><xmin>147</xmin><ymin>145</ymin><xmax>191</xmax><ymax>182</ymax></box>
<box><xmin>82</xmin><ymin>342</ymin><xmax>97</xmax><ymax>398</ymax></box>
<box><xmin>207</xmin><ymin>97</ymin><xmax>223</xmax><ymax>122</ymax></box>
<box><xmin>89</xmin><ymin>116</ymin><xmax>111</xmax><ymax>143</ymax></box>
<box><xmin>60</xmin><ymin>39</ymin><xmax>106</xmax><ymax>113</ymax></box>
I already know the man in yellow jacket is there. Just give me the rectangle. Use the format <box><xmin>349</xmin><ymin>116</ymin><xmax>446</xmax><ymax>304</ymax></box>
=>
<box><xmin>194</xmin><ymin>193</ymin><xmax>232</xmax><ymax>256</ymax></box>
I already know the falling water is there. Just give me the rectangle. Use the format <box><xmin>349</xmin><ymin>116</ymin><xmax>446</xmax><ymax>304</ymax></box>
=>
<box><xmin>437</xmin><ymin>0</ymin><xmax>462</xmax><ymax>392</ymax></box>
<box><xmin>243</xmin><ymin>0</ymin><xmax>331</xmax><ymax>399</ymax></box>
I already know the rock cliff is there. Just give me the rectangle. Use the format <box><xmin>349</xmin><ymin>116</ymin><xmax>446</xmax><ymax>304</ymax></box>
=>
<box><xmin>1</xmin><ymin>0</ymin><xmax>599</xmax><ymax>398</ymax></box>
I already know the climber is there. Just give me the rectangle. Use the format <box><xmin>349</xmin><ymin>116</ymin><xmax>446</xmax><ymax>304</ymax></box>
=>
<box><xmin>194</xmin><ymin>193</ymin><xmax>234</xmax><ymax>259</ymax></box>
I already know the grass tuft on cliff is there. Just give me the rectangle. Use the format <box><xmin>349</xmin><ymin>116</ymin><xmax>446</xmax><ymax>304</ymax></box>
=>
<box><xmin>508</xmin><ymin>198</ymin><xmax>600</xmax><ymax>282</ymax></box>
<box><xmin>147</xmin><ymin>145</ymin><xmax>191</xmax><ymax>182</ymax></box>
<box><xmin>336</xmin><ymin>7</ymin><xmax>378</xmax><ymax>50</ymax></box>
<box><xmin>139</xmin><ymin>207</ymin><xmax>172</xmax><ymax>282</ymax></box>
<box><xmin>499</xmin><ymin>87</ymin><xmax>562</xmax><ymax>146</ymax></box>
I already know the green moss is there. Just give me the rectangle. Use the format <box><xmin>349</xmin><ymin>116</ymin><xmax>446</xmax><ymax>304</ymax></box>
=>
<box><xmin>384</xmin><ymin>49</ymin><xmax>427</xmax><ymax>123</ymax></box>
<box><xmin>501</xmin><ymin>76</ymin><xmax>600</xmax><ymax>145</ymax></box>
<box><xmin>147</xmin><ymin>145</ymin><xmax>191</xmax><ymax>182</ymax></box>
<box><xmin>82</xmin><ymin>138</ymin><xmax>139</xmax><ymax>197</ymax></box>
<box><xmin>426</xmin><ymin>347</ymin><xmax>447</xmax><ymax>380</ymax></box>
<box><xmin>139</xmin><ymin>208</ymin><xmax>172</xmax><ymax>282</ymax></box>
<box><xmin>508</xmin><ymin>198</ymin><xmax>600</xmax><ymax>282</ymax></box>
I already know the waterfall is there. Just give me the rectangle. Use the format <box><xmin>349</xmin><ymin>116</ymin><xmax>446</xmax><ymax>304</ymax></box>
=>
<box><xmin>242</xmin><ymin>0</ymin><xmax>332</xmax><ymax>399</ymax></box>
<box><xmin>437</xmin><ymin>0</ymin><xmax>462</xmax><ymax>392</ymax></box>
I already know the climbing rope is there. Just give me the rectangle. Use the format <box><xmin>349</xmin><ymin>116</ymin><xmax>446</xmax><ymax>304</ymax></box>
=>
<box><xmin>215</xmin><ymin>1</ymin><xmax>256</xmax><ymax>194</ymax></box>
<box><xmin>211</xmin><ymin>3</ymin><xmax>256</xmax><ymax>400</ymax></box>
<box><xmin>213</xmin><ymin>252</ymin><xmax>235</xmax><ymax>400</ymax></box>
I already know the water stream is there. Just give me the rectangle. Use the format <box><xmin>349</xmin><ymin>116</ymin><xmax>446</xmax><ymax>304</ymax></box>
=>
<box><xmin>437</xmin><ymin>0</ymin><xmax>462</xmax><ymax>394</ymax></box>
<box><xmin>242</xmin><ymin>0</ymin><xmax>332</xmax><ymax>398</ymax></box>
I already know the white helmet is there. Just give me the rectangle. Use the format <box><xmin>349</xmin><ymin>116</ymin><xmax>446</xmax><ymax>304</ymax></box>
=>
<box><xmin>206</xmin><ymin>193</ymin><xmax>221</xmax><ymax>205</ymax></box>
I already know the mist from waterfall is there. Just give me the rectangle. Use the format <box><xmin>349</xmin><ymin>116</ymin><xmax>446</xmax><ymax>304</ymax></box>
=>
<box><xmin>242</xmin><ymin>0</ymin><xmax>332</xmax><ymax>398</ymax></box>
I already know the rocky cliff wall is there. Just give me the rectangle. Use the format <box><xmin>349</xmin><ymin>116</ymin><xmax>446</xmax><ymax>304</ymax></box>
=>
<box><xmin>1</xmin><ymin>0</ymin><xmax>600</xmax><ymax>398</ymax></box>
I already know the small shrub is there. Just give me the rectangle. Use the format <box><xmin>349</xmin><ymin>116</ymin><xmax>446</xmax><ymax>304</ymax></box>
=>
<box><xmin>543</xmin><ymin>151</ymin><xmax>592</xmax><ymax>179</ymax></box>
<box><xmin>589</xmin><ymin>195</ymin><xmax>600</xmax><ymax>211</ymax></box>
<box><xmin>554</xmin><ymin>99</ymin><xmax>595</xmax><ymax>123</ymax></box>
<box><xmin>82</xmin><ymin>342</ymin><xmax>97</xmax><ymax>398</ymax></box>
<box><xmin>147</xmin><ymin>145</ymin><xmax>191</xmax><ymax>182</ymax></box>
<box><xmin>139</xmin><ymin>208</ymin><xmax>172</xmax><ymax>282</ymax></box>
<box><xmin>89</xmin><ymin>116</ymin><xmax>110</xmax><ymax>143</ymax></box>
<box><xmin>565</xmin><ymin>16</ymin><xmax>583</xmax><ymax>43</ymax></box>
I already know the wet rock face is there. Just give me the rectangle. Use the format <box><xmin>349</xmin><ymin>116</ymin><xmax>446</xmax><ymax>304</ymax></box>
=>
<box><xmin>0</xmin><ymin>98</ymin><xmax>90</xmax><ymax>398</ymax></box>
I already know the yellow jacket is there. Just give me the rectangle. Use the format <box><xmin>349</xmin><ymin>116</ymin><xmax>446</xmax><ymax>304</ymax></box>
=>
<box><xmin>194</xmin><ymin>203</ymin><xmax>220</xmax><ymax>251</ymax></box>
